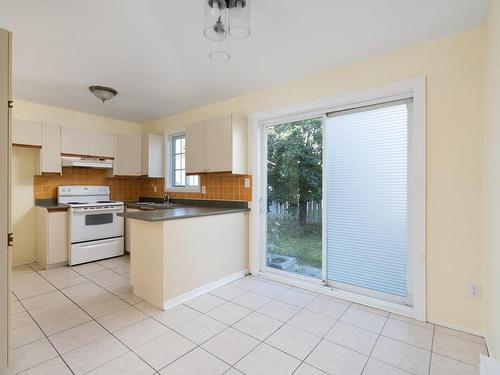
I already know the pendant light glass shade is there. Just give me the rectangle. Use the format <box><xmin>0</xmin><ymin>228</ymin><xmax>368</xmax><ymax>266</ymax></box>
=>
<box><xmin>204</xmin><ymin>0</ymin><xmax>228</xmax><ymax>41</ymax></box>
<box><xmin>208</xmin><ymin>38</ymin><xmax>231</xmax><ymax>63</ymax></box>
<box><xmin>229</xmin><ymin>0</ymin><xmax>250</xmax><ymax>39</ymax></box>
<box><xmin>209</xmin><ymin>50</ymin><xmax>231</xmax><ymax>63</ymax></box>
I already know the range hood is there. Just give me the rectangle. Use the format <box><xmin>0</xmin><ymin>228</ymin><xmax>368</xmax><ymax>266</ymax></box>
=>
<box><xmin>61</xmin><ymin>156</ymin><xmax>113</xmax><ymax>169</ymax></box>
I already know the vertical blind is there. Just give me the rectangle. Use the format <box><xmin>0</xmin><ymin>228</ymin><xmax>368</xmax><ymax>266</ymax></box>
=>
<box><xmin>326</xmin><ymin>100</ymin><xmax>410</xmax><ymax>298</ymax></box>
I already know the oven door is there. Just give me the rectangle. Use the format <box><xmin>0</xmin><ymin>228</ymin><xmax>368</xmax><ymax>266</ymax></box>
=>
<box><xmin>70</xmin><ymin>206</ymin><xmax>124</xmax><ymax>243</ymax></box>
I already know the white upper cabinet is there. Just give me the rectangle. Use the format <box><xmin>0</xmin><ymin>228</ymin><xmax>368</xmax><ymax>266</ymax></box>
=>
<box><xmin>142</xmin><ymin>134</ymin><xmax>164</xmax><ymax>178</ymax></box>
<box><xmin>186</xmin><ymin>114</ymin><xmax>247</xmax><ymax>174</ymax></box>
<box><xmin>40</xmin><ymin>123</ymin><xmax>61</xmax><ymax>174</ymax></box>
<box><xmin>206</xmin><ymin>115</ymin><xmax>233</xmax><ymax>173</ymax></box>
<box><xmin>185</xmin><ymin>121</ymin><xmax>207</xmax><ymax>174</ymax></box>
<box><xmin>89</xmin><ymin>131</ymin><xmax>116</xmax><ymax>158</ymax></box>
<box><xmin>61</xmin><ymin>127</ymin><xmax>116</xmax><ymax>158</ymax></box>
<box><xmin>12</xmin><ymin>119</ymin><xmax>42</xmax><ymax>147</ymax></box>
<box><xmin>115</xmin><ymin>134</ymin><xmax>142</xmax><ymax>176</ymax></box>
<box><xmin>61</xmin><ymin>127</ymin><xmax>90</xmax><ymax>156</ymax></box>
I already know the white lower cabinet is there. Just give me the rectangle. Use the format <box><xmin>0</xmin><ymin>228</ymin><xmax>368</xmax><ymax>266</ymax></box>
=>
<box><xmin>35</xmin><ymin>208</ymin><xmax>68</xmax><ymax>268</ymax></box>
<box><xmin>125</xmin><ymin>208</ymin><xmax>141</xmax><ymax>252</ymax></box>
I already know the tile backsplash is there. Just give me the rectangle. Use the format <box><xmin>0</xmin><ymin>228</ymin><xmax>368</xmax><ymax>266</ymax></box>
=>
<box><xmin>142</xmin><ymin>174</ymin><xmax>252</xmax><ymax>201</ymax></box>
<box><xmin>33</xmin><ymin>168</ymin><xmax>252</xmax><ymax>202</ymax></box>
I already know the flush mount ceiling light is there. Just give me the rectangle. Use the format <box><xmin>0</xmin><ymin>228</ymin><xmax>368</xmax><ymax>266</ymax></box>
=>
<box><xmin>204</xmin><ymin>0</ymin><xmax>250</xmax><ymax>62</ymax></box>
<box><xmin>89</xmin><ymin>86</ymin><xmax>118</xmax><ymax>103</ymax></box>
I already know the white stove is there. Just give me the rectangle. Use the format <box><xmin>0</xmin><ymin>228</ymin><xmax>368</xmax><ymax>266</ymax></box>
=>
<box><xmin>58</xmin><ymin>186</ymin><xmax>124</xmax><ymax>265</ymax></box>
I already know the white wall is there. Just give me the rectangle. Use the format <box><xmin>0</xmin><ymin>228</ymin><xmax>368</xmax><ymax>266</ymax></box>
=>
<box><xmin>484</xmin><ymin>0</ymin><xmax>500</xmax><ymax>358</ymax></box>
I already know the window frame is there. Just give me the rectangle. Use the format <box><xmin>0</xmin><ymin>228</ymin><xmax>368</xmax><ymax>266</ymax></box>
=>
<box><xmin>164</xmin><ymin>131</ymin><xmax>200</xmax><ymax>193</ymax></box>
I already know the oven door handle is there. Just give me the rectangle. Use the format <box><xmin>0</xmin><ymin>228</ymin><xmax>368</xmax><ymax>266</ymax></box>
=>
<box><xmin>71</xmin><ymin>207</ymin><xmax>124</xmax><ymax>214</ymax></box>
<box><xmin>78</xmin><ymin>239</ymin><xmax>120</xmax><ymax>248</ymax></box>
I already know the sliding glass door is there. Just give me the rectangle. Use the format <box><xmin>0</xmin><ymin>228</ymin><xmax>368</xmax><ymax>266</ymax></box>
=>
<box><xmin>325</xmin><ymin>100</ymin><xmax>411</xmax><ymax>303</ymax></box>
<box><xmin>264</xmin><ymin>118</ymin><xmax>323</xmax><ymax>279</ymax></box>
<box><xmin>262</xmin><ymin>99</ymin><xmax>413</xmax><ymax>305</ymax></box>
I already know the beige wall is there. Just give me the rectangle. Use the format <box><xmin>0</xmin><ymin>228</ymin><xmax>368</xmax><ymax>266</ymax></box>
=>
<box><xmin>11</xmin><ymin>102</ymin><xmax>142</xmax><ymax>266</ymax></box>
<box><xmin>145</xmin><ymin>28</ymin><xmax>486</xmax><ymax>333</ymax></box>
<box><xmin>11</xmin><ymin>148</ymin><xmax>38</xmax><ymax>266</ymax></box>
<box><xmin>484</xmin><ymin>0</ymin><xmax>500</xmax><ymax>357</ymax></box>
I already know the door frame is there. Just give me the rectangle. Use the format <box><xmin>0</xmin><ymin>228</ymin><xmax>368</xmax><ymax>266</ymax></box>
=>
<box><xmin>249</xmin><ymin>76</ymin><xmax>426</xmax><ymax>321</ymax></box>
<box><xmin>0</xmin><ymin>28</ymin><xmax>12</xmax><ymax>369</ymax></box>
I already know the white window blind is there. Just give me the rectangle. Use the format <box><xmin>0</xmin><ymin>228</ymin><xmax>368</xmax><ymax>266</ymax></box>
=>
<box><xmin>326</xmin><ymin>100</ymin><xmax>410</xmax><ymax>298</ymax></box>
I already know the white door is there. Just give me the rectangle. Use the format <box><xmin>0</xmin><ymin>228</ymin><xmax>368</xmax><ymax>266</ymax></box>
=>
<box><xmin>0</xmin><ymin>27</ymin><xmax>12</xmax><ymax>369</ymax></box>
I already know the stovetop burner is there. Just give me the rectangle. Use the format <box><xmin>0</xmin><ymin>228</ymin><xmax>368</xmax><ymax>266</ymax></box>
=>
<box><xmin>67</xmin><ymin>202</ymin><xmax>83</xmax><ymax>205</ymax></box>
<box><xmin>97</xmin><ymin>200</ymin><xmax>113</xmax><ymax>203</ymax></box>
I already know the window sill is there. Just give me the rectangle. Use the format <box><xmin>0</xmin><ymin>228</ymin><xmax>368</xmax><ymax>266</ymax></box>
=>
<box><xmin>165</xmin><ymin>186</ymin><xmax>201</xmax><ymax>193</ymax></box>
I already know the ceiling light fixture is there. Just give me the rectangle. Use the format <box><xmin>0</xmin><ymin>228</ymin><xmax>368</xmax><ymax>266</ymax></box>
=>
<box><xmin>89</xmin><ymin>86</ymin><xmax>118</xmax><ymax>103</ymax></box>
<box><xmin>204</xmin><ymin>0</ymin><xmax>250</xmax><ymax>62</ymax></box>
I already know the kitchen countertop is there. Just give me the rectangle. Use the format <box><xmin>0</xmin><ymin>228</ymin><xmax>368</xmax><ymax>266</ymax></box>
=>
<box><xmin>118</xmin><ymin>205</ymin><xmax>249</xmax><ymax>222</ymax></box>
<box><xmin>35</xmin><ymin>199</ymin><xmax>69</xmax><ymax>211</ymax></box>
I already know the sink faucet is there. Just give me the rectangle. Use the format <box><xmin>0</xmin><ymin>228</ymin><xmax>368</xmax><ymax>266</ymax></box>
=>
<box><xmin>163</xmin><ymin>193</ymin><xmax>171</xmax><ymax>204</ymax></box>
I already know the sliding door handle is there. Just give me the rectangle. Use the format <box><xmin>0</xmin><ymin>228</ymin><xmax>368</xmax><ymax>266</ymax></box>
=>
<box><xmin>7</xmin><ymin>233</ymin><xmax>13</xmax><ymax>247</ymax></box>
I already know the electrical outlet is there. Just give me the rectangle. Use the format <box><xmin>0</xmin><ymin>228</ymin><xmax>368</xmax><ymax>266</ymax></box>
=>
<box><xmin>153</xmin><ymin>185</ymin><xmax>157</xmax><ymax>193</ymax></box>
<box><xmin>244</xmin><ymin>178</ymin><xmax>250</xmax><ymax>188</ymax></box>
<box><xmin>201</xmin><ymin>186</ymin><xmax>206</xmax><ymax>194</ymax></box>
<box><xmin>468</xmin><ymin>283</ymin><xmax>481</xmax><ymax>299</ymax></box>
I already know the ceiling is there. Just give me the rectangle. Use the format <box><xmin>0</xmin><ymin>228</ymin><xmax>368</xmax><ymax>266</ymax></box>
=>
<box><xmin>0</xmin><ymin>0</ymin><xmax>490</xmax><ymax>123</ymax></box>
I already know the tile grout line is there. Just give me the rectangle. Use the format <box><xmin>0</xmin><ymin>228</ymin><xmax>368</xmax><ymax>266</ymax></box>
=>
<box><xmin>14</xmin><ymin>265</ymin><xmax>484</xmax><ymax>374</ymax></box>
<box><xmin>56</xmin><ymin>261</ymin><xmax>159</xmax><ymax>374</ymax></box>
<box><xmin>26</xmin><ymin>260</ymin><xmax>158</xmax><ymax>375</ymax></box>
<box><xmin>12</xmin><ymin>264</ymin><xmax>77</xmax><ymax>375</ymax></box>
<box><xmin>428</xmin><ymin>324</ymin><xmax>436</xmax><ymax>375</ymax></box>
<box><xmin>291</xmin><ymin>296</ymin><xmax>353</xmax><ymax>375</ymax></box>
<box><xmin>360</xmin><ymin>311</ymin><xmax>389</xmax><ymax>374</ymax></box>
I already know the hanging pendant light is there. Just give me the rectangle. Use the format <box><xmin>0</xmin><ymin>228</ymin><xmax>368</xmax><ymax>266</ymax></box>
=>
<box><xmin>204</xmin><ymin>0</ymin><xmax>228</xmax><ymax>41</ymax></box>
<box><xmin>229</xmin><ymin>0</ymin><xmax>250</xmax><ymax>39</ymax></box>
<box><xmin>203</xmin><ymin>0</ymin><xmax>250</xmax><ymax>62</ymax></box>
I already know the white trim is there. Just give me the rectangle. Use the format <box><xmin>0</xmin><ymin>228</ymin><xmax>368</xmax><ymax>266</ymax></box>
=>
<box><xmin>250</xmin><ymin>76</ymin><xmax>427</xmax><ymax>320</ymax></box>
<box><xmin>429</xmin><ymin>319</ymin><xmax>486</xmax><ymax>339</ymax></box>
<box><xmin>162</xmin><ymin>269</ymin><xmax>249</xmax><ymax>310</ymax></box>
<box><xmin>254</xmin><ymin>271</ymin><xmax>413</xmax><ymax>318</ymax></box>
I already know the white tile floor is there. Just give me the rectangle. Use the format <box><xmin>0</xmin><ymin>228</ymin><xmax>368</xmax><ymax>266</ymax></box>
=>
<box><xmin>8</xmin><ymin>255</ymin><xmax>487</xmax><ymax>375</ymax></box>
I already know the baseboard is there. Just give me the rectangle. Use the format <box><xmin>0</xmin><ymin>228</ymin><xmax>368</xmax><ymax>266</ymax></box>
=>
<box><xmin>163</xmin><ymin>269</ymin><xmax>249</xmax><ymax>310</ymax></box>
<box><xmin>12</xmin><ymin>259</ymin><xmax>35</xmax><ymax>267</ymax></box>
<box><xmin>429</xmin><ymin>319</ymin><xmax>485</xmax><ymax>338</ymax></box>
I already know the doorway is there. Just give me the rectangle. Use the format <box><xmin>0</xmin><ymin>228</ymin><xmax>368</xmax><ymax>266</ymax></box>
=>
<box><xmin>254</xmin><ymin>78</ymin><xmax>426</xmax><ymax>319</ymax></box>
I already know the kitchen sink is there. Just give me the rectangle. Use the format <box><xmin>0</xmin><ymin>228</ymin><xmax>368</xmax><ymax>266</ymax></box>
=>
<box><xmin>136</xmin><ymin>202</ymin><xmax>176</xmax><ymax>209</ymax></box>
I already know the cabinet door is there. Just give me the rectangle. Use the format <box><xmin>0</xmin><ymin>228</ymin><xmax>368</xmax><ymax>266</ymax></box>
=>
<box><xmin>143</xmin><ymin>134</ymin><xmax>164</xmax><ymax>178</ymax></box>
<box><xmin>41</xmin><ymin>123</ymin><xmax>61</xmax><ymax>174</ymax></box>
<box><xmin>206</xmin><ymin>115</ymin><xmax>232</xmax><ymax>172</ymax></box>
<box><xmin>12</xmin><ymin>119</ymin><xmax>42</xmax><ymax>146</ymax></box>
<box><xmin>47</xmin><ymin>211</ymin><xmax>68</xmax><ymax>265</ymax></box>
<box><xmin>185</xmin><ymin>121</ymin><xmax>207</xmax><ymax>174</ymax></box>
<box><xmin>61</xmin><ymin>127</ymin><xmax>90</xmax><ymax>155</ymax></box>
<box><xmin>125</xmin><ymin>208</ymin><xmax>141</xmax><ymax>252</ymax></box>
<box><xmin>115</xmin><ymin>134</ymin><xmax>142</xmax><ymax>176</ymax></box>
<box><xmin>89</xmin><ymin>131</ymin><xmax>116</xmax><ymax>158</ymax></box>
